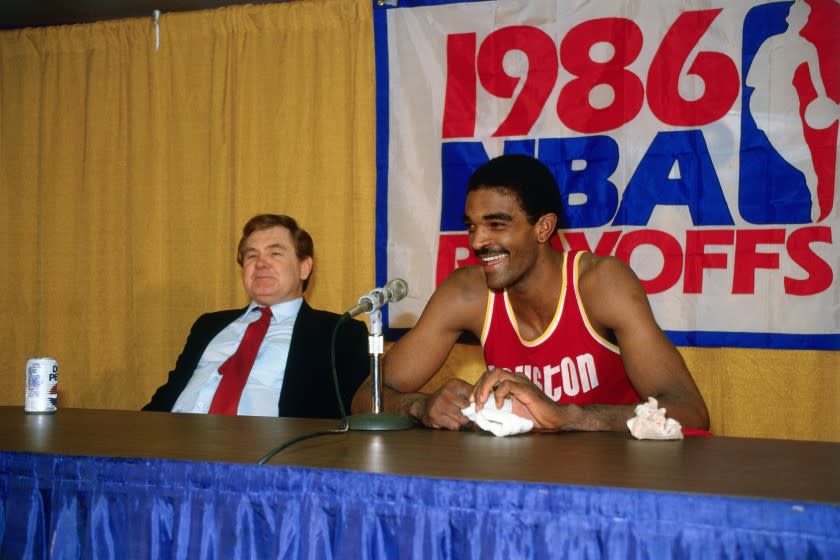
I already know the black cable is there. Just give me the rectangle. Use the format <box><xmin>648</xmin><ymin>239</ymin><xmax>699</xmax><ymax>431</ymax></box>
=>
<box><xmin>330</xmin><ymin>313</ymin><xmax>352</xmax><ymax>420</ymax></box>
<box><xmin>257</xmin><ymin>313</ymin><xmax>353</xmax><ymax>465</ymax></box>
<box><xmin>257</xmin><ymin>423</ymin><xmax>348</xmax><ymax>465</ymax></box>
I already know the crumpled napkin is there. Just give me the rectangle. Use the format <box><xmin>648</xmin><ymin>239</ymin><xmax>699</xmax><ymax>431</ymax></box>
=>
<box><xmin>626</xmin><ymin>397</ymin><xmax>683</xmax><ymax>440</ymax></box>
<box><xmin>462</xmin><ymin>395</ymin><xmax>534</xmax><ymax>437</ymax></box>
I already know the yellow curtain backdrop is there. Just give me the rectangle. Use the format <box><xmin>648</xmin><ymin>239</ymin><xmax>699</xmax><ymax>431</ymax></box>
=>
<box><xmin>0</xmin><ymin>0</ymin><xmax>377</xmax><ymax>411</ymax></box>
<box><xmin>0</xmin><ymin>0</ymin><xmax>837</xmax><ymax>441</ymax></box>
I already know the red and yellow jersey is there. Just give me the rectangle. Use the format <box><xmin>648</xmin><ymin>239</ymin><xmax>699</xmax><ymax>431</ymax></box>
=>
<box><xmin>481</xmin><ymin>251</ymin><xmax>641</xmax><ymax>405</ymax></box>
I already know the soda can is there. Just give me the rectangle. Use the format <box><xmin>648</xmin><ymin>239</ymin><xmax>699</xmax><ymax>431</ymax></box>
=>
<box><xmin>25</xmin><ymin>357</ymin><xmax>58</xmax><ymax>414</ymax></box>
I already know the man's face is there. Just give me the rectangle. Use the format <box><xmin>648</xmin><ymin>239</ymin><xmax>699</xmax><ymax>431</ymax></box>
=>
<box><xmin>241</xmin><ymin>226</ymin><xmax>312</xmax><ymax>306</ymax></box>
<box><xmin>464</xmin><ymin>188</ymin><xmax>542</xmax><ymax>291</ymax></box>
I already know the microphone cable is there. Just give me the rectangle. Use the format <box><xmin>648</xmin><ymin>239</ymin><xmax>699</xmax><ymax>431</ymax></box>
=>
<box><xmin>257</xmin><ymin>313</ymin><xmax>353</xmax><ymax>465</ymax></box>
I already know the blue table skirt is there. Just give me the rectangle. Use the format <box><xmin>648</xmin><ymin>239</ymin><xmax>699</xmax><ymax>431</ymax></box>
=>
<box><xmin>1</xmin><ymin>451</ymin><xmax>838</xmax><ymax>559</ymax></box>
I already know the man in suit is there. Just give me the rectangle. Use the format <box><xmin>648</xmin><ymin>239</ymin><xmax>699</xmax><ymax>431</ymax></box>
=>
<box><xmin>144</xmin><ymin>214</ymin><xmax>369</xmax><ymax>418</ymax></box>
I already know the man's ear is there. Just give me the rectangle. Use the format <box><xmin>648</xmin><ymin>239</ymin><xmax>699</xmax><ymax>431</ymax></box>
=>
<box><xmin>535</xmin><ymin>213</ymin><xmax>558</xmax><ymax>243</ymax></box>
<box><xmin>300</xmin><ymin>256</ymin><xmax>313</xmax><ymax>281</ymax></box>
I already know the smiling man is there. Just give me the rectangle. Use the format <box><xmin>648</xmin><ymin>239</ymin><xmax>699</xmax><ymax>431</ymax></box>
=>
<box><xmin>352</xmin><ymin>154</ymin><xmax>709</xmax><ymax>432</ymax></box>
<box><xmin>144</xmin><ymin>214</ymin><xmax>369</xmax><ymax>418</ymax></box>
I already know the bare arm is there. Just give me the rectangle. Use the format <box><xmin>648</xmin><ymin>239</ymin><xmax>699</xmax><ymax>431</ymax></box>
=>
<box><xmin>350</xmin><ymin>267</ymin><xmax>488</xmax><ymax>429</ymax></box>
<box><xmin>472</xmin><ymin>255</ymin><xmax>709</xmax><ymax>431</ymax></box>
<box><xmin>580</xmin><ymin>255</ymin><xmax>709</xmax><ymax>429</ymax></box>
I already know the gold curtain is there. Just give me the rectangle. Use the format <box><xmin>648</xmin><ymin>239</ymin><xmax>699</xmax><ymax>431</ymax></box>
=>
<box><xmin>0</xmin><ymin>0</ymin><xmax>837</xmax><ymax>441</ymax></box>
<box><xmin>0</xmin><ymin>0</ymin><xmax>376</xmax><ymax>410</ymax></box>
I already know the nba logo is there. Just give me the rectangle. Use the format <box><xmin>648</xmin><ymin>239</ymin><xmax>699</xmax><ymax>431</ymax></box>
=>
<box><xmin>740</xmin><ymin>0</ymin><xmax>839</xmax><ymax>224</ymax></box>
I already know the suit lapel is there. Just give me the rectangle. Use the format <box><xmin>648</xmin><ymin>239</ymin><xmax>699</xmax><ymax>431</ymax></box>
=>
<box><xmin>277</xmin><ymin>300</ymin><xmax>313</xmax><ymax>414</ymax></box>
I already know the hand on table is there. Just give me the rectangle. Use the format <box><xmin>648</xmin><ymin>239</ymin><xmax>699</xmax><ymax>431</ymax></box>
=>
<box><xmin>472</xmin><ymin>367</ymin><xmax>566</xmax><ymax>431</ymax></box>
<box><xmin>417</xmin><ymin>378</ymin><xmax>474</xmax><ymax>430</ymax></box>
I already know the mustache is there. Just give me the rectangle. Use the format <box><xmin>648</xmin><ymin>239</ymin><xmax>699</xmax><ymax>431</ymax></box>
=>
<box><xmin>474</xmin><ymin>247</ymin><xmax>509</xmax><ymax>259</ymax></box>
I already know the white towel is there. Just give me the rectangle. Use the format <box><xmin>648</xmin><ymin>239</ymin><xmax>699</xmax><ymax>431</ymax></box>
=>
<box><xmin>626</xmin><ymin>397</ymin><xmax>683</xmax><ymax>440</ymax></box>
<box><xmin>462</xmin><ymin>395</ymin><xmax>534</xmax><ymax>437</ymax></box>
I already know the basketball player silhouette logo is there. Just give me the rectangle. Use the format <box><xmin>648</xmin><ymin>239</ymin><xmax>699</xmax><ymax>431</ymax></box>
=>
<box><xmin>742</xmin><ymin>0</ymin><xmax>839</xmax><ymax>224</ymax></box>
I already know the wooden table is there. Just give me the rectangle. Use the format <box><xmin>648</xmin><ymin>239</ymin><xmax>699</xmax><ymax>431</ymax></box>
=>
<box><xmin>2</xmin><ymin>407</ymin><xmax>839</xmax><ymax>558</ymax></box>
<box><xmin>2</xmin><ymin>406</ymin><xmax>838</xmax><ymax>503</ymax></box>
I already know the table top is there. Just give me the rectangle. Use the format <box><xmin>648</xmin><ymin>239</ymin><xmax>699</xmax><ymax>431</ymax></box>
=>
<box><xmin>2</xmin><ymin>406</ymin><xmax>838</xmax><ymax>504</ymax></box>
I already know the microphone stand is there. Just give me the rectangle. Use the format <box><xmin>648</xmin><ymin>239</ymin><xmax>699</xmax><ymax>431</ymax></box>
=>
<box><xmin>347</xmin><ymin>308</ymin><xmax>414</xmax><ymax>431</ymax></box>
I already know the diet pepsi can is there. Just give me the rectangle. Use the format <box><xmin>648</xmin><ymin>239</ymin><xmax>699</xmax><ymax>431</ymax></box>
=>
<box><xmin>25</xmin><ymin>357</ymin><xmax>58</xmax><ymax>414</ymax></box>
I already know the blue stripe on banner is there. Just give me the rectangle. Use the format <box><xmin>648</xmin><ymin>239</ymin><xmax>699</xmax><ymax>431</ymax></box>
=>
<box><xmin>385</xmin><ymin>327</ymin><xmax>839</xmax><ymax>351</ymax></box>
<box><xmin>373</xmin><ymin>2</ymin><xmax>392</xmax><ymax>326</ymax></box>
<box><xmin>376</xmin><ymin>0</ymin><xmax>491</xmax><ymax>7</ymax></box>
<box><xmin>665</xmin><ymin>331</ymin><xmax>840</xmax><ymax>351</ymax></box>
<box><xmin>372</xmin><ymin>0</ymin><xmax>504</xmax><ymax>331</ymax></box>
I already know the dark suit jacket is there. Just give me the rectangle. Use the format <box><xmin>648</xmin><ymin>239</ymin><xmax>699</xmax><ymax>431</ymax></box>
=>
<box><xmin>143</xmin><ymin>301</ymin><xmax>370</xmax><ymax>419</ymax></box>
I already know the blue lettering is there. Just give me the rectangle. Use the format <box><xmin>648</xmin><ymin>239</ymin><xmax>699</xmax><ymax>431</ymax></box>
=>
<box><xmin>540</xmin><ymin>136</ymin><xmax>619</xmax><ymax>228</ymax></box>
<box><xmin>614</xmin><ymin>130</ymin><xmax>734</xmax><ymax>226</ymax></box>
<box><xmin>739</xmin><ymin>2</ymin><xmax>814</xmax><ymax>224</ymax></box>
<box><xmin>440</xmin><ymin>140</ymin><xmax>535</xmax><ymax>230</ymax></box>
<box><xmin>441</xmin><ymin>131</ymin><xmax>735</xmax><ymax>231</ymax></box>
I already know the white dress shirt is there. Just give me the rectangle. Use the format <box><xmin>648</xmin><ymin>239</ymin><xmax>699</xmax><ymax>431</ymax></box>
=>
<box><xmin>172</xmin><ymin>298</ymin><xmax>303</xmax><ymax>416</ymax></box>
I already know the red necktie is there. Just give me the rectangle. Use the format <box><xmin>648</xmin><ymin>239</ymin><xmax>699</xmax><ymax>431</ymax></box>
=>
<box><xmin>209</xmin><ymin>306</ymin><xmax>272</xmax><ymax>415</ymax></box>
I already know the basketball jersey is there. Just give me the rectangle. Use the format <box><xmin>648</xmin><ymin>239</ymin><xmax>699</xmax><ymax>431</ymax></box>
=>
<box><xmin>480</xmin><ymin>251</ymin><xmax>641</xmax><ymax>405</ymax></box>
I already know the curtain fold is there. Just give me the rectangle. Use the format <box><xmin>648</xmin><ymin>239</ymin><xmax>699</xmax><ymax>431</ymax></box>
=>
<box><xmin>2</xmin><ymin>451</ymin><xmax>839</xmax><ymax>559</ymax></box>
<box><xmin>0</xmin><ymin>0</ymin><xmax>376</xmax><ymax>411</ymax></box>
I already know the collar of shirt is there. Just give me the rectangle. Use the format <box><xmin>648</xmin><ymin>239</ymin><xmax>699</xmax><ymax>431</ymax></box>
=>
<box><xmin>248</xmin><ymin>297</ymin><xmax>303</xmax><ymax>323</ymax></box>
<box><xmin>172</xmin><ymin>297</ymin><xmax>305</xmax><ymax>416</ymax></box>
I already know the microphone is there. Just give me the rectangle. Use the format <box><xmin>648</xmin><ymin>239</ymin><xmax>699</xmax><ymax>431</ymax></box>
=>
<box><xmin>343</xmin><ymin>277</ymin><xmax>414</xmax><ymax>431</ymax></box>
<box><xmin>258</xmin><ymin>279</ymin><xmax>412</xmax><ymax>461</ymax></box>
<box><xmin>345</xmin><ymin>278</ymin><xmax>408</xmax><ymax>317</ymax></box>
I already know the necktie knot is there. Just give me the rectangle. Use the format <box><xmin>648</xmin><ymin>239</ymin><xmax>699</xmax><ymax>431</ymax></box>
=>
<box><xmin>209</xmin><ymin>306</ymin><xmax>273</xmax><ymax>415</ymax></box>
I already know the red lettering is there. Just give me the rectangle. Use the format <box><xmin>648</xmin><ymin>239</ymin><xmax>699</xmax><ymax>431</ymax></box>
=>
<box><xmin>647</xmin><ymin>9</ymin><xmax>739</xmax><ymax>126</ymax></box>
<box><xmin>557</xmin><ymin>18</ymin><xmax>644</xmax><ymax>132</ymax></box>
<box><xmin>439</xmin><ymin>228</ymin><xmax>834</xmax><ymax>297</ymax></box>
<box><xmin>732</xmin><ymin>229</ymin><xmax>784</xmax><ymax>294</ymax></box>
<box><xmin>442</xmin><ymin>33</ymin><xmax>477</xmax><ymax>138</ymax></box>
<box><xmin>477</xmin><ymin>26</ymin><xmax>557</xmax><ymax>137</ymax></box>
<box><xmin>562</xmin><ymin>230</ymin><xmax>621</xmax><ymax>255</ymax></box>
<box><xmin>442</xmin><ymin>11</ymin><xmax>740</xmax><ymax>135</ymax></box>
<box><xmin>785</xmin><ymin>226</ymin><xmax>833</xmax><ymax>296</ymax></box>
<box><xmin>614</xmin><ymin>230</ymin><xmax>683</xmax><ymax>293</ymax></box>
<box><xmin>684</xmin><ymin>229</ymin><xmax>734</xmax><ymax>294</ymax></box>
<box><xmin>435</xmin><ymin>233</ymin><xmax>477</xmax><ymax>285</ymax></box>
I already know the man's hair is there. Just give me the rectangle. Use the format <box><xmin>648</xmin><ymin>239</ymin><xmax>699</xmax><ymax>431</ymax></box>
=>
<box><xmin>467</xmin><ymin>154</ymin><xmax>564</xmax><ymax>232</ymax></box>
<box><xmin>237</xmin><ymin>214</ymin><xmax>314</xmax><ymax>291</ymax></box>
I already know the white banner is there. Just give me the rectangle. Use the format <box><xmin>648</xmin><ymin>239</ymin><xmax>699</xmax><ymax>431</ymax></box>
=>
<box><xmin>374</xmin><ymin>0</ymin><xmax>839</xmax><ymax>349</ymax></box>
